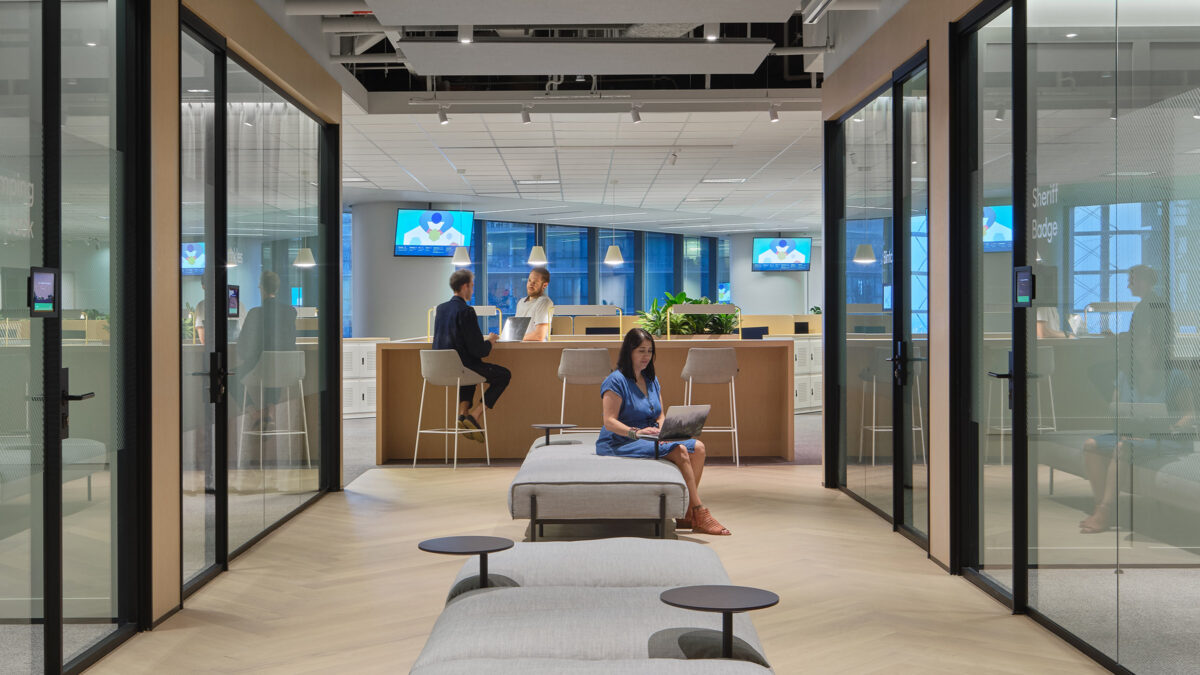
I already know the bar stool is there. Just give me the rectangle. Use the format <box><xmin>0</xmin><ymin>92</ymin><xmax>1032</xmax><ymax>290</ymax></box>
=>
<box><xmin>237</xmin><ymin>350</ymin><xmax>312</xmax><ymax>475</ymax></box>
<box><xmin>557</xmin><ymin>348</ymin><xmax>612</xmax><ymax>433</ymax></box>
<box><xmin>680</xmin><ymin>348</ymin><xmax>740</xmax><ymax>466</ymax></box>
<box><xmin>857</xmin><ymin>346</ymin><xmax>893</xmax><ymax>466</ymax></box>
<box><xmin>984</xmin><ymin>344</ymin><xmax>1012</xmax><ymax>465</ymax></box>
<box><xmin>1033</xmin><ymin>345</ymin><xmax>1058</xmax><ymax>433</ymax></box>
<box><xmin>413</xmin><ymin>350</ymin><xmax>491</xmax><ymax>469</ymax></box>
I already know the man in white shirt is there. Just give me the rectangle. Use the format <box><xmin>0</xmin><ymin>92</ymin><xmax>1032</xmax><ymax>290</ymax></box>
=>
<box><xmin>515</xmin><ymin>267</ymin><xmax>553</xmax><ymax>341</ymax></box>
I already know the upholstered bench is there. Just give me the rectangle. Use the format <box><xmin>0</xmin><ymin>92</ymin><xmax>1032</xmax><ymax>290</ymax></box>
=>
<box><xmin>446</xmin><ymin>538</ymin><xmax>729</xmax><ymax>599</ymax></box>
<box><xmin>0</xmin><ymin>437</ymin><xmax>108</xmax><ymax>503</ymax></box>
<box><xmin>508</xmin><ymin>433</ymin><xmax>689</xmax><ymax>540</ymax></box>
<box><xmin>411</xmin><ymin>539</ymin><xmax>773</xmax><ymax>674</ymax></box>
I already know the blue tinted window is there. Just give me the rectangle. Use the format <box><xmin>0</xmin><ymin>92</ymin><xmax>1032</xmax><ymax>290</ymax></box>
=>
<box><xmin>644</xmin><ymin>233</ymin><xmax>675</xmax><ymax>310</ymax></box>
<box><xmin>682</xmin><ymin>237</ymin><xmax>711</xmax><ymax>299</ymax></box>
<box><xmin>546</xmin><ymin>225</ymin><xmax>588</xmax><ymax>305</ymax></box>
<box><xmin>598</xmin><ymin>230</ymin><xmax>636</xmax><ymax>312</ymax></box>
<box><xmin>484</xmin><ymin>221</ymin><xmax>537</xmax><ymax>318</ymax></box>
<box><xmin>846</xmin><ymin>218</ymin><xmax>885</xmax><ymax>304</ymax></box>
<box><xmin>717</xmin><ymin>239</ymin><xmax>730</xmax><ymax>302</ymax></box>
<box><xmin>342</xmin><ymin>212</ymin><xmax>352</xmax><ymax>337</ymax></box>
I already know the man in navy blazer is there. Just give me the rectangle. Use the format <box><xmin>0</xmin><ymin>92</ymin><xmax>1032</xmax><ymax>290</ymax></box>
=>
<box><xmin>432</xmin><ymin>269</ymin><xmax>511</xmax><ymax>437</ymax></box>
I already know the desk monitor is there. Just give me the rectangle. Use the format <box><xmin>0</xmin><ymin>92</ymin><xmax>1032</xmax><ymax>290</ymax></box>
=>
<box><xmin>741</xmin><ymin>326</ymin><xmax>768</xmax><ymax>340</ymax></box>
<box><xmin>29</xmin><ymin>267</ymin><xmax>59</xmax><ymax>317</ymax></box>
<box><xmin>585</xmin><ymin>326</ymin><xmax>619</xmax><ymax>335</ymax></box>
<box><xmin>794</xmin><ymin>321</ymin><xmax>809</xmax><ymax>334</ymax></box>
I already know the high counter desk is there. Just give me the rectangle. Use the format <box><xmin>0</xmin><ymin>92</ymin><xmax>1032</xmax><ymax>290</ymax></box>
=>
<box><xmin>376</xmin><ymin>339</ymin><xmax>795</xmax><ymax>463</ymax></box>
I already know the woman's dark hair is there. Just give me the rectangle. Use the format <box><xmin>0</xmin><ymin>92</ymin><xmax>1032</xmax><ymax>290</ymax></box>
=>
<box><xmin>617</xmin><ymin>327</ymin><xmax>656</xmax><ymax>382</ymax></box>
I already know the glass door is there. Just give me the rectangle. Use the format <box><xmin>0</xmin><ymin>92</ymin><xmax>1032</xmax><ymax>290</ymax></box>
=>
<box><xmin>836</xmin><ymin>56</ymin><xmax>929</xmax><ymax>539</ymax></box>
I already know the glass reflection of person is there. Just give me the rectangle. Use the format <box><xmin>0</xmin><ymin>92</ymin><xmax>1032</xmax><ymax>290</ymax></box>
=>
<box><xmin>596</xmin><ymin>328</ymin><xmax>729</xmax><ymax>536</ymax></box>
<box><xmin>238</xmin><ymin>270</ymin><xmax>297</xmax><ymax>424</ymax></box>
<box><xmin>514</xmin><ymin>267</ymin><xmax>552</xmax><ymax>341</ymax></box>
<box><xmin>1079</xmin><ymin>265</ymin><xmax>1187</xmax><ymax>533</ymax></box>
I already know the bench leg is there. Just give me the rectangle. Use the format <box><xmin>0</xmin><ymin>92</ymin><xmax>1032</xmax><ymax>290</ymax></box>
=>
<box><xmin>530</xmin><ymin>494</ymin><xmax>538</xmax><ymax>542</ymax></box>
<box><xmin>659</xmin><ymin>494</ymin><xmax>667</xmax><ymax>539</ymax></box>
<box><xmin>1048</xmin><ymin>467</ymin><xmax>1054</xmax><ymax>496</ymax></box>
<box><xmin>88</xmin><ymin>474</ymin><xmax>92</xmax><ymax>501</ymax></box>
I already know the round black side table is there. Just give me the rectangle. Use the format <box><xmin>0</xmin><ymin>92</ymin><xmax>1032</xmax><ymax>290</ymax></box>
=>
<box><xmin>418</xmin><ymin>536</ymin><xmax>514</xmax><ymax>589</ymax></box>
<box><xmin>660</xmin><ymin>585</ymin><xmax>779</xmax><ymax>659</ymax></box>
<box><xmin>531</xmin><ymin>423</ymin><xmax>577</xmax><ymax>446</ymax></box>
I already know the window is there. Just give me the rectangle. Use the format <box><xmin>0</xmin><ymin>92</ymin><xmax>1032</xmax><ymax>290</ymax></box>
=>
<box><xmin>682</xmin><ymin>236</ymin><xmax>708</xmax><ymax>298</ymax></box>
<box><xmin>598</xmin><ymin>230</ymin><xmax>636</xmax><ymax>312</ymax></box>
<box><xmin>484</xmin><ymin>221</ymin><xmax>537</xmax><ymax>317</ymax></box>
<box><xmin>644</xmin><ymin>233</ymin><xmax>675</xmax><ymax>309</ymax></box>
<box><xmin>1068</xmin><ymin>202</ymin><xmax>1162</xmax><ymax>333</ymax></box>
<box><xmin>717</xmin><ymin>239</ymin><xmax>730</xmax><ymax>302</ymax></box>
<box><xmin>845</xmin><ymin>218</ymin><xmax>887</xmax><ymax>305</ymax></box>
<box><xmin>545</xmin><ymin>225</ymin><xmax>588</xmax><ymax>305</ymax></box>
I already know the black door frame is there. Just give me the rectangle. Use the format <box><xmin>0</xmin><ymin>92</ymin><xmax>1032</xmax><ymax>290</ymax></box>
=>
<box><xmin>179</xmin><ymin>7</ymin><xmax>342</xmax><ymax>597</ymax></box>
<box><xmin>30</xmin><ymin>0</ymin><xmax>151</xmax><ymax>672</ymax></box>
<box><xmin>822</xmin><ymin>47</ymin><xmax>931</xmax><ymax>548</ymax></box>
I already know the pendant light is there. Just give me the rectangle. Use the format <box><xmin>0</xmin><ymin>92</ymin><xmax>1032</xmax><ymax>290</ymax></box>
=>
<box><xmin>852</xmin><ymin>243</ymin><xmax>876</xmax><ymax>264</ymax></box>
<box><xmin>527</xmin><ymin>245</ymin><xmax>548</xmax><ymax>266</ymax></box>
<box><xmin>293</xmin><ymin>247</ymin><xmax>316</xmax><ymax>267</ymax></box>
<box><xmin>604</xmin><ymin>179</ymin><xmax>624</xmax><ymax>265</ymax></box>
<box><xmin>451</xmin><ymin>246</ymin><xmax>471</xmax><ymax>266</ymax></box>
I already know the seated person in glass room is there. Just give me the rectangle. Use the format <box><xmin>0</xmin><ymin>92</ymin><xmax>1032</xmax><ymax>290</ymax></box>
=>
<box><xmin>1036</xmin><ymin>306</ymin><xmax>1070</xmax><ymax>339</ymax></box>
<box><xmin>1079</xmin><ymin>367</ymin><xmax>1196</xmax><ymax>534</ymax></box>
<box><xmin>515</xmin><ymin>267</ymin><xmax>552</xmax><ymax>342</ymax></box>
<box><xmin>596</xmin><ymin>328</ymin><xmax>730</xmax><ymax>536</ymax></box>
<box><xmin>237</xmin><ymin>270</ymin><xmax>298</xmax><ymax>429</ymax></box>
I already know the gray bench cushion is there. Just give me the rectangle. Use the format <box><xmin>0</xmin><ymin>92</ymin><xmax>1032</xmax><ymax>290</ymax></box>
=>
<box><xmin>411</xmin><ymin>587</ymin><xmax>771</xmax><ymax>673</ymax></box>
<box><xmin>509</xmin><ymin>434</ymin><xmax>688</xmax><ymax>520</ymax></box>
<box><xmin>452</xmin><ymin>538</ymin><xmax>730</xmax><ymax>591</ymax></box>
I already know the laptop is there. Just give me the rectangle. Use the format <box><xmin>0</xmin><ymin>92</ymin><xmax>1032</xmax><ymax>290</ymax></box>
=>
<box><xmin>499</xmin><ymin>316</ymin><xmax>531</xmax><ymax>342</ymax></box>
<box><xmin>637</xmin><ymin>405</ymin><xmax>711</xmax><ymax>442</ymax></box>
<box><xmin>1109</xmin><ymin>401</ymin><xmax>1173</xmax><ymax>436</ymax></box>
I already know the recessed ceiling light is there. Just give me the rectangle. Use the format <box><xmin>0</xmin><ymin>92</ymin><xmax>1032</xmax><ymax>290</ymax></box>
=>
<box><xmin>187</xmin><ymin>89</ymin><xmax>210</xmax><ymax>93</ymax></box>
<box><xmin>343</xmin><ymin>177</ymin><xmax>368</xmax><ymax>182</ymax></box>
<box><xmin>243</xmin><ymin>121</ymin><xmax>253</xmax><ymax>127</ymax></box>
<box><xmin>86</xmin><ymin>42</ymin><xmax>97</xmax><ymax>47</ymax></box>
<box><xmin>516</xmin><ymin>179</ymin><xmax>560</xmax><ymax>185</ymax></box>
<box><xmin>701</xmin><ymin>178</ymin><xmax>746</xmax><ymax>184</ymax></box>
<box><xmin>1102</xmin><ymin>171</ymin><xmax>1157</xmax><ymax>177</ymax></box>
<box><xmin>1065</xmin><ymin>33</ymin><xmax>1078</xmax><ymax>38</ymax></box>
<box><xmin>683</xmin><ymin>197</ymin><xmax>723</xmax><ymax>203</ymax></box>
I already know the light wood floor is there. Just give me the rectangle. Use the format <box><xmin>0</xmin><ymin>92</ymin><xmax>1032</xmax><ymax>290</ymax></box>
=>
<box><xmin>89</xmin><ymin>463</ymin><xmax>1106</xmax><ymax>674</ymax></box>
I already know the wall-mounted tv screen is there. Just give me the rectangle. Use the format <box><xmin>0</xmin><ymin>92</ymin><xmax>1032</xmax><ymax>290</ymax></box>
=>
<box><xmin>983</xmin><ymin>205</ymin><xmax>1013</xmax><ymax>252</ymax></box>
<box><xmin>394</xmin><ymin>209</ymin><xmax>474</xmax><ymax>257</ymax></box>
<box><xmin>752</xmin><ymin>237</ymin><xmax>812</xmax><ymax>271</ymax></box>
<box><xmin>181</xmin><ymin>242</ymin><xmax>205</xmax><ymax>275</ymax></box>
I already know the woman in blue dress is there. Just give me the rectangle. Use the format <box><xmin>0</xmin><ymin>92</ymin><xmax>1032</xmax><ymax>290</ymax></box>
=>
<box><xmin>596</xmin><ymin>328</ymin><xmax>730</xmax><ymax>535</ymax></box>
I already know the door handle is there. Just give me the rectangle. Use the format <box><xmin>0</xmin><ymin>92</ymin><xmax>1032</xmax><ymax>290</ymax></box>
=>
<box><xmin>65</xmin><ymin>392</ymin><xmax>94</xmax><ymax>401</ymax></box>
<box><xmin>986</xmin><ymin>371</ymin><xmax>1012</xmax><ymax>379</ymax></box>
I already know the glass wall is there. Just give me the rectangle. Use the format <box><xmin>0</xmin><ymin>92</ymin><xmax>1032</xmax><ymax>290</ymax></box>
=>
<box><xmin>226</xmin><ymin>58</ymin><xmax>323</xmax><ymax>553</ymax></box>
<box><xmin>484</xmin><ymin>221</ymin><xmax>536</xmax><ymax>316</ymax></box>
<box><xmin>342</xmin><ymin>212</ymin><xmax>352</xmax><ymax>337</ymax></box>
<box><xmin>0</xmin><ymin>1</ymin><xmax>44</xmax><ymax>669</ymax></box>
<box><xmin>842</xmin><ymin>90</ymin><xmax>895</xmax><ymax>516</ymax></box>
<box><xmin>598</xmin><ymin>230</ymin><xmax>636</xmax><ymax>311</ymax></box>
<box><xmin>1025</xmin><ymin>3</ymin><xmax>1200</xmax><ymax>671</ymax></box>
<box><xmin>545</xmin><ymin>225</ymin><xmax>587</xmax><ymax>305</ymax></box>
<box><xmin>180</xmin><ymin>30</ymin><xmax>218</xmax><ymax>588</ymax></box>
<box><xmin>644</xmin><ymin>232</ymin><xmax>674</xmax><ymax>308</ymax></box>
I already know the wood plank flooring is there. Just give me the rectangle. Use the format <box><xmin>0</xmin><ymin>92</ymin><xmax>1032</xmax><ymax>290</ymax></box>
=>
<box><xmin>89</xmin><ymin>463</ymin><xmax>1106</xmax><ymax>674</ymax></box>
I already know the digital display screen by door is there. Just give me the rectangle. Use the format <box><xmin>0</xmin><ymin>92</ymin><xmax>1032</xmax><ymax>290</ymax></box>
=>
<box><xmin>29</xmin><ymin>267</ymin><xmax>58</xmax><ymax>317</ymax></box>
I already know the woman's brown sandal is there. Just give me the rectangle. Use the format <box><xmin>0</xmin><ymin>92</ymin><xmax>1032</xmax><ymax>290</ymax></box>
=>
<box><xmin>690</xmin><ymin>506</ymin><xmax>730</xmax><ymax>536</ymax></box>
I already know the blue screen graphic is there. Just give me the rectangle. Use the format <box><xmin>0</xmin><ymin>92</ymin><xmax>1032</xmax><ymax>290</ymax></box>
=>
<box><xmin>394</xmin><ymin>209</ymin><xmax>475</xmax><ymax>257</ymax></box>
<box><xmin>751</xmin><ymin>237</ymin><xmax>812</xmax><ymax>271</ymax></box>
<box><xmin>181</xmin><ymin>242</ymin><xmax>205</xmax><ymax>275</ymax></box>
<box><xmin>982</xmin><ymin>205</ymin><xmax>1013</xmax><ymax>252</ymax></box>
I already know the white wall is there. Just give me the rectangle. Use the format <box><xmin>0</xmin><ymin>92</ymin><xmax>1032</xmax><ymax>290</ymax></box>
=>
<box><xmin>352</xmin><ymin>201</ymin><xmax>462</xmax><ymax>339</ymax></box>
<box><xmin>729</xmin><ymin>233</ymin><xmax>822</xmax><ymax>315</ymax></box>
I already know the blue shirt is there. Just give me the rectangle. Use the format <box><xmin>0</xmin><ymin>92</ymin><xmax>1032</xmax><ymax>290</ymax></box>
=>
<box><xmin>595</xmin><ymin>370</ymin><xmax>696</xmax><ymax>459</ymax></box>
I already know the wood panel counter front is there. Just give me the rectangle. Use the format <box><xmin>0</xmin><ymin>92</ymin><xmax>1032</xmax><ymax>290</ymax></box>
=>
<box><xmin>376</xmin><ymin>339</ymin><xmax>795</xmax><ymax>463</ymax></box>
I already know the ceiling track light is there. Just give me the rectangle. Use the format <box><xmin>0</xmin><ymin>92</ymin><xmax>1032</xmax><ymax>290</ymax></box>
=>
<box><xmin>994</xmin><ymin>107</ymin><xmax>1005</xmax><ymax>122</ymax></box>
<box><xmin>521</xmin><ymin>105</ymin><xmax>532</xmax><ymax>125</ymax></box>
<box><xmin>630</xmin><ymin>105</ymin><xmax>642</xmax><ymax>124</ymax></box>
<box><xmin>1193</xmin><ymin>107</ymin><xmax>1200</xmax><ymax>120</ymax></box>
<box><xmin>458</xmin><ymin>24</ymin><xmax>473</xmax><ymax>44</ymax></box>
<box><xmin>1109</xmin><ymin>106</ymin><xmax>1118</xmax><ymax>121</ymax></box>
<box><xmin>769</xmin><ymin>104</ymin><xmax>780</xmax><ymax>123</ymax></box>
<box><xmin>438</xmin><ymin>106</ymin><xmax>449</xmax><ymax>125</ymax></box>
<box><xmin>669</xmin><ymin>151</ymin><xmax>678</xmax><ymax>166</ymax></box>
<box><xmin>704</xmin><ymin>23</ymin><xmax>718</xmax><ymax>41</ymax></box>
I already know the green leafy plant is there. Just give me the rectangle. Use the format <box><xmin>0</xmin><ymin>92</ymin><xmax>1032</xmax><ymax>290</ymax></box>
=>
<box><xmin>637</xmin><ymin>291</ymin><xmax>738</xmax><ymax>336</ymax></box>
<box><xmin>809</xmin><ymin>306</ymin><xmax>822</xmax><ymax>315</ymax></box>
